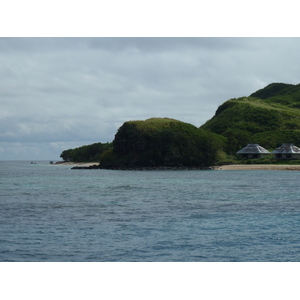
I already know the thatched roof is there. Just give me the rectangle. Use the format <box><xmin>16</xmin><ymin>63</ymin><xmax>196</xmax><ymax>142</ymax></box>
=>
<box><xmin>236</xmin><ymin>144</ymin><xmax>270</xmax><ymax>154</ymax></box>
<box><xmin>272</xmin><ymin>143</ymin><xmax>300</xmax><ymax>154</ymax></box>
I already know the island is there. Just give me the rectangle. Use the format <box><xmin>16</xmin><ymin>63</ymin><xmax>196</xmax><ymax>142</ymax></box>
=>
<box><xmin>60</xmin><ymin>82</ymin><xmax>300</xmax><ymax>169</ymax></box>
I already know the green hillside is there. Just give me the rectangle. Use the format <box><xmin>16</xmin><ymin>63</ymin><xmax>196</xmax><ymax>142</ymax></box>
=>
<box><xmin>60</xmin><ymin>142</ymin><xmax>112</xmax><ymax>162</ymax></box>
<box><xmin>60</xmin><ymin>82</ymin><xmax>300</xmax><ymax>167</ymax></box>
<box><xmin>99</xmin><ymin>118</ymin><xmax>225</xmax><ymax>168</ymax></box>
<box><xmin>201</xmin><ymin>83</ymin><xmax>300</xmax><ymax>154</ymax></box>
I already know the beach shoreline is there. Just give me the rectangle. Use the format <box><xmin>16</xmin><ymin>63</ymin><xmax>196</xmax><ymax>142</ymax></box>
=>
<box><xmin>55</xmin><ymin>161</ymin><xmax>300</xmax><ymax>171</ymax></box>
<box><xmin>213</xmin><ymin>164</ymin><xmax>300</xmax><ymax>171</ymax></box>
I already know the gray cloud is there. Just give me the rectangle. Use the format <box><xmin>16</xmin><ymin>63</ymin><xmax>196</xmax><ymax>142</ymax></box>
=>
<box><xmin>1</xmin><ymin>37</ymin><xmax>300</xmax><ymax>160</ymax></box>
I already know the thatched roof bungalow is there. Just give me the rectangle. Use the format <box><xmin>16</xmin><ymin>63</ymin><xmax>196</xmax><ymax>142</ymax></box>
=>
<box><xmin>271</xmin><ymin>143</ymin><xmax>300</xmax><ymax>159</ymax></box>
<box><xmin>236</xmin><ymin>144</ymin><xmax>270</xmax><ymax>159</ymax></box>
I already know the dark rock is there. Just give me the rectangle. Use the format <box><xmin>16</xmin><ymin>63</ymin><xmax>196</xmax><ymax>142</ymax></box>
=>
<box><xmin>71</xmin><ymin>164</ymin><xmax>100</xmax><ymax>170</ymax></box>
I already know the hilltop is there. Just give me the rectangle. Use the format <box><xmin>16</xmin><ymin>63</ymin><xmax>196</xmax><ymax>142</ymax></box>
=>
<box><xmin>99</xmin><ymin>118</ymin><xmax>225</xmax><ymax>169</ymax></box>
<box><xmin>201</xmin><ymin>82</ymin><xmax>300</xmax><ymax>154</ymax></box>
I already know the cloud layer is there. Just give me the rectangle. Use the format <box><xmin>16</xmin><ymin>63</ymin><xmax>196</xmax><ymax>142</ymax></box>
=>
<box><xmin>1</xmin><ymin>37</ymin><xmax>300</xmax><ymax>160</ymax></box>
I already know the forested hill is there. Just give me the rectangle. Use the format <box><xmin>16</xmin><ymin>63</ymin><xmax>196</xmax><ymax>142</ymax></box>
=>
<box><xmin>60</xmin><ymin>142</ymin><xmax>112</xmax><ymax>162</ymax></box>
<box><xmin>99</xmin><ymin>118</ymin><xmax>225</xmax><ymax>168</ymax></box>
<box><xmin>60</xmin><ymin>82</ymin><xmax>300</xmax><ymax>166</ymax></box>
<box><xmin>60</xmin><ymin>118</ymin><xmax>226</xmax><ymax>168</ymax></box>
<box><xmin>200</xmin><ymin>82</ymin><xmax>300</xmax><ymax>154</ymax></box>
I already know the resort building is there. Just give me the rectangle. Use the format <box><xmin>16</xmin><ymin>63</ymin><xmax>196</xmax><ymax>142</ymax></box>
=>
<box><xmin>236</xmin><ymin>144</ymin><xmax>270</xmax><ymax>159</ymax></box>
<box><xmin>271</xmin><ymin>143</ymin><xmax>300</xmax><ymax>159</ymax></box>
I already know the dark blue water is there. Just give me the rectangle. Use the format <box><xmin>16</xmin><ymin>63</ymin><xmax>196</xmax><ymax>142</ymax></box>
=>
<box><xmin>1</xmin><ymin>161</ymin><xmax>300</xmax><ymax>261</ymax></box>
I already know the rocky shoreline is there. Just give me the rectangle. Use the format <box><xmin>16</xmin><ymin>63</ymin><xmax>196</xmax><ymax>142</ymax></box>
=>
<box><xmin>71</xmin><ymin>164</ymin><xmax>101</xmax><ymax>170</ymax></box>
<box><xmin>71</xmin><ymin>164</ymin><xmax>213</xmax><ymax>170</ymax></box>
<box><xmin>58</xmin><ymin>161</ymin><xmax>300</xmax><ymax>171</ymax></box>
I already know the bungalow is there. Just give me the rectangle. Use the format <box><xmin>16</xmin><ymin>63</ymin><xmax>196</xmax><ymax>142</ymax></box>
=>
<box><xmin>236</xmin><ymin>144</ymin><xmax>270</xmax><ymax>159</ymax></box>
<box><xmin>271</xmin><ymin>143</ymin><xmax>300</xmax><ymax>159</ymax></box>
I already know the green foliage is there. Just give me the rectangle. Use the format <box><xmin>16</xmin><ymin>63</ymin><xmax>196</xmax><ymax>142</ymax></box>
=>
<box><xmin>250</xmin><ymin>82</ymin><xmax>293</xmax><ymax>99</ymax></box>
<box><xmin>60</xmin><ymin>149</ymin><xmax>74</xmax><ymax>161</ymax></box>
<box><xmin>100</xmin><ymin>118</ymin><xmax>225</xmax><ymax>168</ymax></box>
<box><xmin>202</xmin><ymin>101</ymin><xmax>285</xmax><ymax>135</ymax></box>
<box><xmin>60</xmin><ymin>82</ymin><xmax>300</xmax><ymax>167</ymax></box>
<box><xmin>222</xmin><ymin>128</ymin><xmax>252</xmax><ymax>155</ymax></box>
<box><xmin>251</xmin><ymin>83</ymin><xmax>300</xmax><ymax>109</ymax></box>
<box><xmin>214</xmin><ymin>153</ymin><xmax>239</xmax><ymax>166</ymax></box>
<box><xmin>60</xmin><ymin>142</ymin><xmax>112</xmax><ymax>162</ymax></box>
<box><xmin>214</xmin><ymin>100</ymin><xmax>238</xmax><ymax>116</ymax></box>
<box><xmin>239</xmin><ymin>156</ymin><xmax>300</xmax><ymax>165</ymax></box>
<box><xmin>252</xmin><ymin>130</ymin><xmax>300</xmax><ymax>150</ymax></box>
<box><xmin>201</xmin><ymin>83</ymin><xmax>300</xmax><ymax>155</ymax></box>
<box><xmin>243</xmin><ymin>155</ymin><xmax>276</xmax><ymax>164</ymax></box>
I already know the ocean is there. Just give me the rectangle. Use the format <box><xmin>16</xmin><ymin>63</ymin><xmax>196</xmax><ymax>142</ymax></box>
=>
<box><xmin>1</xmin><ymin>160</ymin><xmax>300</xmax><ymax>262</ymax></box>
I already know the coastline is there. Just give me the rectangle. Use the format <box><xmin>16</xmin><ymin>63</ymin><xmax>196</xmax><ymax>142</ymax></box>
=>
<box><xmin>55</xmin><ymin>162</ymin><xmax>300</xmax><ymax>171</ymax></box>
<box><xmin>55</xmin><ymin>162</ymin><xmax>211</xmax><ymax>170</ymax></box>
<box><xmin>213</xmin><ymin>164</ymin><xmax>300</xmax><ymax>171</ymax></box>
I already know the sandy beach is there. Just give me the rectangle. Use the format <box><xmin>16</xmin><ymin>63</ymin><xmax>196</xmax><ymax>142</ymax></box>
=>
<box><xmin>214</xmin><ymin>164</ymin><xmax>300</xmax><ymax>171</ymax></box>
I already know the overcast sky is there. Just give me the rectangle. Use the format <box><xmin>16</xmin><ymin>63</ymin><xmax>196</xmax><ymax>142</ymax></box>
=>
<box><xmin>1</xmin><ymin>37</ymin><xmax>300</xmax><ymax>160</ymax></box>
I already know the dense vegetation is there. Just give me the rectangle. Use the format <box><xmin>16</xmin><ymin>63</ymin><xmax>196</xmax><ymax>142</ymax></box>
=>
<box><xmin>60</xmin><ymin>142</ymin><xmax>112</xmax><ymax>162</ymax></box>
<box><xmin>60</xmin><ymin>82</ymin><xmax>300</xmax><ymax>167</ymax></box>
<box><xmin>99</xmin><ymin>118</ymin><xmax>225</xmax><ymax>168</ymax></box>
<box><xmin>201</xmin><ymin>83</ymin><xmax>300</xmax><ymax>155</ymax></box>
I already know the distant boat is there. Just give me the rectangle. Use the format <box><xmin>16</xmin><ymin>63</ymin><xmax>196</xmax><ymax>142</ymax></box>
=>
<box><xmin>31</xmin><ymin>161</ymin><xmax>36</xmax><ymax>164</ymax></box>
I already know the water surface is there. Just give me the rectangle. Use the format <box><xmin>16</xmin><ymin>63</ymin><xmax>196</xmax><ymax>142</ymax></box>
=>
<box><xmin>1</xmin><ymin>161</ymin><xmax>299</xmax><ymax>261</ymax></box>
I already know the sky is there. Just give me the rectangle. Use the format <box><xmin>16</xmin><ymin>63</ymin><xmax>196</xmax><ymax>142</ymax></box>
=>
<box><xmin>1</xmin><ymin>37</ymin><xmax>300</xmax><ymax>160</ymax></box>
